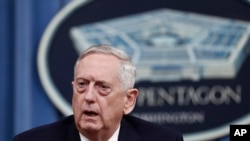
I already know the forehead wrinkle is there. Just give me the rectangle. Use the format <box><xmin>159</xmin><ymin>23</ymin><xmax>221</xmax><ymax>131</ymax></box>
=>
<box><xmin>75</xmin><ymin>54</ymin><xmax>121</xmax><ymax>83</ymax></box>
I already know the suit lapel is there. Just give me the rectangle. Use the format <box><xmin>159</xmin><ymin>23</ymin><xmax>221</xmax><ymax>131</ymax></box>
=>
<box><xmin>65</xmin><ymin>117</ymin><xmax>81</xmax><ymax>141</ymax></box>
<box><xmin>118</xmin><ymin>117</ymin><xmax>141</xmax><ymax>141</ymax></box>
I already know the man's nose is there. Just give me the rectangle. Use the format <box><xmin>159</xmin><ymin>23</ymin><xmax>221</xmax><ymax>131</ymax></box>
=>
<box><xmin>84</xmin><ymin>85</ymin><xmax>96</xmax><ymax>103</ymax></box>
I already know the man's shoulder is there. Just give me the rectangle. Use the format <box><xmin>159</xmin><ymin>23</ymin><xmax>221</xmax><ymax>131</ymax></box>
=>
<box><xmin>13</xmin><ymin>115</ymin><xmax>79</xmax><ymax>141</ymax></box>
<box><xmin>18</xmin><ymin>115</ymin><xmax>74</xmax><ymax>133</ymax></box>
<box><xmin>121</xmin><ymin>115</ymin><xmax>183</xmax><ymax>141</ymax></box>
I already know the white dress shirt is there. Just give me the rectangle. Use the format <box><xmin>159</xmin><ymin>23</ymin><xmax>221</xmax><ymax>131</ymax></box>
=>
<box><xmin>79</xmin><ymin>125</ymin><xmax>120</xmax><ymax>141</ymax></box>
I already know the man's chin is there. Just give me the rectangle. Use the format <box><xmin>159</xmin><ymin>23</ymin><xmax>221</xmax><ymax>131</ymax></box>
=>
<box><xmin>79</xmin><ymin>123</ymin><xmax>102</xmax><ymax>132</ymax></box>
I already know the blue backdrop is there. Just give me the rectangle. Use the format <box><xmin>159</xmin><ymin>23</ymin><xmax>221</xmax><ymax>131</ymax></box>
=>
<box><xmin>0</xmin><ymin>0</ymin><xmax>70</xmax><ymax>141</ymax></box>
<box><xmin>1</xmin><ymin>0</ymin><xmax>249</xmax><ymax>141</ymax></box>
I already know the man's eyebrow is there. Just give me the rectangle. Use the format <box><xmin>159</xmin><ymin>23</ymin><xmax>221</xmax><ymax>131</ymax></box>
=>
<box><xmin>95</xmin><ymin>80</ymin><xmax>109</xmax><ymax>84</ymax></box>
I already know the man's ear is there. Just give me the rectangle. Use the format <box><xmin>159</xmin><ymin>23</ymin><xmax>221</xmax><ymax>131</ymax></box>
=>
<box><xmin>123</xmin><ymin>88</ymin><xmax>139</xmax><ymax>115</ymax></box>
<box><xmin>71</xmin><ymin>81</ymin><xmax>74</xmax><ymax>89</ymax></box>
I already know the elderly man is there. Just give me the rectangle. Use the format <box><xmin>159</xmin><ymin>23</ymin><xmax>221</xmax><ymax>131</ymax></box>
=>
<box><xmin>13</xmin><ymin>44</ymin><xmax>183</xmax><ymax>141</ymax></box>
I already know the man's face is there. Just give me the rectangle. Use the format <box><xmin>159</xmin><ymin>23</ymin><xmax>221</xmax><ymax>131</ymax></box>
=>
<box><xmin>72</xmin><ymin>53</ymin><xmax>128</xmax><ymax>135</ymax></box>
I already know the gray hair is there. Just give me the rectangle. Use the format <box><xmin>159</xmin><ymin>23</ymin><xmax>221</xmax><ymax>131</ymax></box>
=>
<box><xmin>74</xmin><ymin>44</ymin><xmax>136</xmax><ymax>91</ymax></box>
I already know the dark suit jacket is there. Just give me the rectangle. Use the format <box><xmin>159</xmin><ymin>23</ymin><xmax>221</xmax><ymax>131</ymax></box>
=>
<box><xmin>13</xmin><ymin>115</ymin><xmax>183</xmax><ymax>141</ymax></box>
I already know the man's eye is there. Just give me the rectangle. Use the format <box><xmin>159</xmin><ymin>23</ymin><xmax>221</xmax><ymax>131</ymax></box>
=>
<box><xmin>98</xmin><ymin>84</ymin><xmax>111</xmax><ymax>95</ymax></box>
<box><xmin>75</xmin><ymin>81</ymin><xmax>87</xmax><ymax>92</ymax></box>
<box><xmin>74</xmin><ymin>79</ymin><xmax>90</xmax><ymax>93</ymax></box>
<box><xmin>100</xmin><ymin>85</ymin><xmax>108</xmax><ymax>90</ymax></box>
<box><xmin>78</xmin><ymin>82</ymin><xmax>86</xmax><ymax>88</ymax></box>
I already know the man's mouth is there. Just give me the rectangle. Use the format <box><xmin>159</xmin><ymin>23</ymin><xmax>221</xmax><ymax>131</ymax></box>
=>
<box><xmin>84</xmin><ymin>111</ymin><xmax>98</xmax><ymax>117</ymax></box>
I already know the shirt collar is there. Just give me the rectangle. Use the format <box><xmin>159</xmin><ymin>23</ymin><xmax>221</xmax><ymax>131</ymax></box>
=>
<box><xmin>79</xmin><ymin>124</ymin><xmax>121</xmax><ymax>141</ymax></box>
